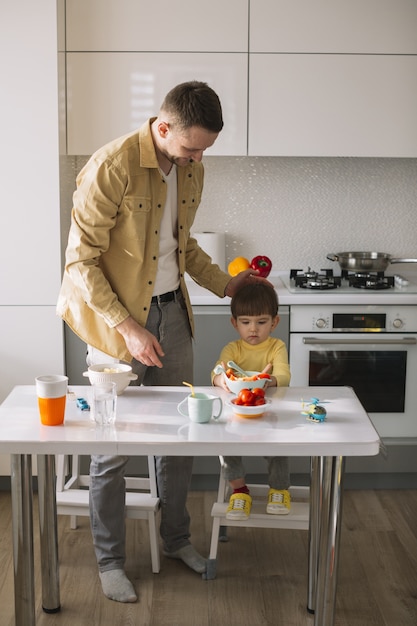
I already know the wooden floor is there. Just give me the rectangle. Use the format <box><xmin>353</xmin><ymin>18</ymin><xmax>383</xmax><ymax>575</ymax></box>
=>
<box><xmin>0</xmin><ymin>489</ymin><xmax>416</xmax><ymax>626</ymax></box>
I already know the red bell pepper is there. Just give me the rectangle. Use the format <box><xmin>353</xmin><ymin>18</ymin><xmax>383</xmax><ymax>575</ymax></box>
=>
<box><xmin>250</xmin><ymin>255</ymin><xmax>272</xmax><ymax>278</ymax></box>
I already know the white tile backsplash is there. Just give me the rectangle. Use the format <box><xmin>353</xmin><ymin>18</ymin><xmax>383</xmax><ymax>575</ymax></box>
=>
<box><xmin>60</xmin><ymin>155</ymin><xmax>417</xmax><ymax>272</ymax></box>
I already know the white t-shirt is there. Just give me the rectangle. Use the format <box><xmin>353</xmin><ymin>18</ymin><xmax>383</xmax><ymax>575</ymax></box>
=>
<box><xmin>152</xmin><ymin>165</ymin><xmax>180</xmax><ymax>296</ymax></box>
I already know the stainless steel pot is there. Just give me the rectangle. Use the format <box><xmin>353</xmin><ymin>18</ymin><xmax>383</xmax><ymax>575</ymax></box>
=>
<box><xmin>326</xmin><ymin>252</ymin><xmax>417</xmax><ymax>272</ymax></box>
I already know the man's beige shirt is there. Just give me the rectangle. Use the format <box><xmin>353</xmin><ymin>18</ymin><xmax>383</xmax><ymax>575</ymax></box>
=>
<box><xmin>57</xmin><ymin>119</ymin><xmax>229</xmax><ymax>362</ymax></box>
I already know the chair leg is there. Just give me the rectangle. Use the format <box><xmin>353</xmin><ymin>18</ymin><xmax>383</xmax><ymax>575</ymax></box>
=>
<box><xmin>219</xmin><ymin>525</ymin><xmax>229</xmax><ymax>542</ymax></box>
<box><xmin>205</xmin><ymin>518</ymin><xmax>220</xmax><ymax>580</ymax></box>
<box><xmin>147</xmin><ymin>511</ymin><xmax>160</xmax><ymax>574</ymax></box>
<box><xmin>204</xmin><ymin>558</ymin><xmax>217</xmax><ymax>581</ymax></box>
<box><xmin>204</xmin><ymin>458</ymin><xmax>229</xmax><ymax>579</ymax></box>
<box><xmin>208</xmin><ymin>517</ymin><xmax>221</xmax><ymax>561</ymax></box>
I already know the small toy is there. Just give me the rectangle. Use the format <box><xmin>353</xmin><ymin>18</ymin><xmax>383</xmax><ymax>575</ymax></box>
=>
<box><xmin>76</xmin><ymin>397</ymin><xmax>90</xmax><ymax>411</ymax></box>
<box><xmin>301</xmin><ymin>397</ymin><xmax>328</xmax><ymax>423</ymax></box>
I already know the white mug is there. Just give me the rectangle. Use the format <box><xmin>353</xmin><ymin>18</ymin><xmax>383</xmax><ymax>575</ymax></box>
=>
<box><xmin>177</xmin><ymin>393</ymin><xmax>222</xmax><ymax>423</ymax></box>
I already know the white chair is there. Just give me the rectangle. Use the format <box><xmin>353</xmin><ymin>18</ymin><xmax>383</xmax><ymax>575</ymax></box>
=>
<box><xmin>206</xmin><ymin>458</ymin><xmax>310</xmax><ymax>579</ymax></box>
<box><xmin>55</xmin><ymin>454</ymin><xmax>161</xmax><ymax>573</ymax></box>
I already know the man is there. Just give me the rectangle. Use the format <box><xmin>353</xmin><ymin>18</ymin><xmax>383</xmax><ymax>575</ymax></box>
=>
<box><xmin>58</xmin><ymin>81</ymin><xmax>267</xmax><ymax>603</ymax></box>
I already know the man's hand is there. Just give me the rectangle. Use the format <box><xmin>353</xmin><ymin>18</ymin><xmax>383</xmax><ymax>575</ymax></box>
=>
<box><xmin>115</xmin><ymin>316</ymin><xmax>165</xmax><ymax>367</ymax></box>
<box><xmin>224</xmin><ymin>268</ymin><xmax>274</xmax><ymax>298</ymax></box>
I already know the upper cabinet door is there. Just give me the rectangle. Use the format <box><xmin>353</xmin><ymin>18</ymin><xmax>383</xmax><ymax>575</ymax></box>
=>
<box><xmin>250</xmin><ymin>0</ymin><xmax>417</xmax><ymax>53</ymax></box>
<box><xmin>66</xmin><ymin>52</ymin><xmax>248</xmax><ymax>155</ymax></box>
<box><xmin>248</xmin><ymin>54</ymin><xmax>417</xmax><ymax>157</ymax></box>
<box><xmin>66</xmin><ymin>0</ymin><xmax>248</xmax><ymax>51</ymax></box>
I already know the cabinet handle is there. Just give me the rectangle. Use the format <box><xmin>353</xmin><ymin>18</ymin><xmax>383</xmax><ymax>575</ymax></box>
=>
<box><xmin>302</xmin><ymin>337</ymin><xmax>417</xmax><ymax>346</ymax></box>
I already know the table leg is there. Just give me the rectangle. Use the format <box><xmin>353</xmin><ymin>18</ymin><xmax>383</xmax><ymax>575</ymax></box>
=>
<box><xmin>37</xmin><ymin>454</ymin><xmax>60</xmax><ymax>613</ymax></box>
<box><xmin>11</xmin><ymin>454</ymin><xmax>35</xmax><ymax>626</ymax></box>
<box><xmin>307</xmin><ymin>456</ymin><xmax>323</xmax><ymax>613</ymax></box>
<box><xmin>314</xmin><ymin>455</ymin><xmax>345</xmax><ymax>626</ymax></box>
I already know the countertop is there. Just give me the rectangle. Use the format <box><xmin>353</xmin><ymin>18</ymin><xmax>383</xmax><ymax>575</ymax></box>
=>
<box><xmin>186</xmin><ymin>270</ymin><xmax>417</xmax><ymax>306</ymax></box>
<box><xmin>185</xmin><ymin>271</ymin><xmax>287</xmax><ymax>306</ymax></box>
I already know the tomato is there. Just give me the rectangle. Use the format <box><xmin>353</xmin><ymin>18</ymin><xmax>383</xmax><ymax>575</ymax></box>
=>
<box><xmin>254</xmin><ymin>397</ymin><xmax>266</xmax><ymax>406</ymax></box>
<box><xmin>252</xmin><ymin>387</ymin><xmax>265</xmax><ymax>398</ymax></box>
<box><xmin>228</xmin><ymin>256</ymin><xmax>250</xmax><ymax>277</ymax></box>
<box><xmin>237</xmin><ymin>389</ymin><xmax>255</xmax><ymax>405</ymax></box>
<box><xmin>257</xmin><ymin>373</ymin><xmax>271</xmax><ymax>380</ymax></box>
<box><xmin>232</xmin><ymin>397</ymin><xmax>244</xmax><ymax>405</ymax></box>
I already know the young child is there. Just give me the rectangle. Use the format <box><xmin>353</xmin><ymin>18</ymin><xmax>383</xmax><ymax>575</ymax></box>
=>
<box><xmin>212</xmin><ymin>283</ymin><xmax>291</xmax><ymax>520</ymax></box>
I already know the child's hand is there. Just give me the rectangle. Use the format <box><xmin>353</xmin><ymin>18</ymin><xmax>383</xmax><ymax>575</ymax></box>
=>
<box><xmin>213</xmin><ymin>361</ymin><xmax>232</xmax><ymax>392</ymax></box>
<box><xmin>213</xmin><ymin>373</ymin><xmax>232</xmax><ymax>392</ymax></box>
<box><xmin>261</xmin><ymin>363</ymin><xmax>277</xmax><ymax>388</ymax></box>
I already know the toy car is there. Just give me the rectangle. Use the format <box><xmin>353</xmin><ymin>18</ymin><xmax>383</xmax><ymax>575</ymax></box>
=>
<box><xmin>76</xmin><ymin>397</ymin><xmax>90</xmax><ymax>411</ymax></box>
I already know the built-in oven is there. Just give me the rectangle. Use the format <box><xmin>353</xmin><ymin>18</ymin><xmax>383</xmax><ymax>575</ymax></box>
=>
<box><xmin>289</xmin><ymin>304</ymin><xmax>417</xmax><ymax>437</ymax></box>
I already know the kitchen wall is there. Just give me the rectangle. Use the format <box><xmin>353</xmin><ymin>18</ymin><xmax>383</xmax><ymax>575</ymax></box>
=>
<box><xmin>61</xmin><ymin>156</ymin><xmax>417</xmax><ymax>270</ymax></box>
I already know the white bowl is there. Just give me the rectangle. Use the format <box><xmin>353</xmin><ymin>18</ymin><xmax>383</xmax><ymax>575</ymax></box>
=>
<box><xmin>223</xmin><ymin>371</ymin><xmax>268</xmax><ymax>395</ymax></box>
<box><xmin>227</xmin><ymin>398</ymin><xmax>271</xmax><ymax>419</ymax></box>
<box><xmin>83</xmin><ymin>363</ymin><xmax>138</xmax><ymax>395</ymax></box>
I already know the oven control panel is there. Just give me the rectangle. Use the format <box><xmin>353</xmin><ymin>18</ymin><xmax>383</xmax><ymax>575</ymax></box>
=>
<box><xmin>290</xmin><ymin>305</ymin><xmax>417</xmax><ymax>333</ymax></box>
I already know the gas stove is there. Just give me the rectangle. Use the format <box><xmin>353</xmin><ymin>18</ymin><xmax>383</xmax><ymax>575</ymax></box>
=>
<box><xmin>290</xmin><ymin>268</ymin><xmax>341</xmax><ymax>290</ymax></box>
<box><xmin>343</xmin><ymin>270</ymin><xmax>395</xmax><ymax>290</ymax></box>
<box><xmin>276</xmin><ymin>267</ymin><xmax>417</xmax><ymax>305</ymax></box>
<box><xmin>285</xmin><ymin>267</ymin><xmax>417</xmax><ymax>293</ymax></box>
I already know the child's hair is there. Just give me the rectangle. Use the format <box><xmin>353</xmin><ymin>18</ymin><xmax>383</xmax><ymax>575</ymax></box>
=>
<box><xmin>231</xmin><ymin>283</ymin><xmax>279</xmax><ymax>318</ymax></box>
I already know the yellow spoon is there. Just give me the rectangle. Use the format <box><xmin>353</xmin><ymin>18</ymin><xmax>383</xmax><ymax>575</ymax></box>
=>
<box><xmin>182</xmin><ymin>381</ymin><xmax>195</xmax><ymax>397</ymax></box>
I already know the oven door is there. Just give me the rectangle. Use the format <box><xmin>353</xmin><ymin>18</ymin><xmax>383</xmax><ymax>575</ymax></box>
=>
<box><xmin>289</xmin><ymin>333</ymin><xmax>417</xmax><ymax>437</ymax></box>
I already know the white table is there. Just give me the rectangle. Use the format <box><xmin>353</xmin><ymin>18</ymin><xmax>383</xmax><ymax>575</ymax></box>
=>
<box><xmin>0</xmin><ymin>385</ymin><xmax>381</xmax><ymax>626</ymax></box>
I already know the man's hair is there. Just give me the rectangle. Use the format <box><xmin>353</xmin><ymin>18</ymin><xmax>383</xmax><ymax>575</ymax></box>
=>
<box><xmin>160</xmin><ymin>81</ymin><xmax>224</xmax><ymax>133</ymax></box>
<box><xmin>231</xmin><ymin>283</ymin><xmax>279</xmax><ymax>319</ymax></box>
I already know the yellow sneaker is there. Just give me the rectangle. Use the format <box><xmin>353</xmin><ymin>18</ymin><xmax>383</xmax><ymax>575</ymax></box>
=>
<box><xmin>266</xmin><ymin>489</ymin><xmax>291</xmax><ymax>515</ymax></box>
<box><xmin>226</xmin><ymin>492</ymin><xmax>252</xmax><ymax>520</ymax></box>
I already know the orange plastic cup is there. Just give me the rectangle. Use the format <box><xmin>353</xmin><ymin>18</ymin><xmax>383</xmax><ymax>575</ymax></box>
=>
<box><xmin>35</xmin><ymin>375</ymin><xmax>68</xmax><ymax>426</ymax></box>
<box><xmin>37</xmin><ymin>395</ymin><xmax>67</xmax><ymax>426</ymax></box>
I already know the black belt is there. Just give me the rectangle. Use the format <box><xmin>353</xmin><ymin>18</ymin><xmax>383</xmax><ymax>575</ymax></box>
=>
<box><xmin>151</xmin><ymin>288</ymin><xmax>181</xmax><ymax>305</ymax></box>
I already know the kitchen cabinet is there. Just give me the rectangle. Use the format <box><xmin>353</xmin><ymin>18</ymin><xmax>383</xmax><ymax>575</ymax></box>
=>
<box><xmin>1</xmin><ymin>5</ymin><xmax>62</xmax><ymax>305</ymax></box>
<box><xmin>250</xmin><ymin>0</ymin><xmax>417</xmax><ymax>54</ymax></box>
<box><xmin>248</xmin><ymin>54</ymin><xmax>417</xmax><ymax>157</ymax></box>
<box><xmin>248</xmin><ymin>0</ymin><xmax>417</xmax><ymax>157</ymax></box>
<box><xmin>65</xmin><ymin>0</ymin><xmax>248</xmax><ymax>155</ymax></box>
<box><xmin>66</xmin><ymin>0</ymin><xmax>248</xmax><ymax>52</ymax></box>
<box><xmin>64</xmin><ymin>0</ymin><xmax>417</xmax><ymax>156</ymax></box>
<box><xmin>66</xmin><ymin>52</ymin><xmax>247</xmax><ymax>155</ymax></box>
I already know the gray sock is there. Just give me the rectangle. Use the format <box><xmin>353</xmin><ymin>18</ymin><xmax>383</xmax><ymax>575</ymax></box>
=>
<box><xmin>99</xmin><ymin>569</ymin><xmax>137</xmax><ymax>603</ymax></box>
<box><xmin>163</xmin><ymin>544</ymin><xmax>207</xmax><ymax>574</ymax></box>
